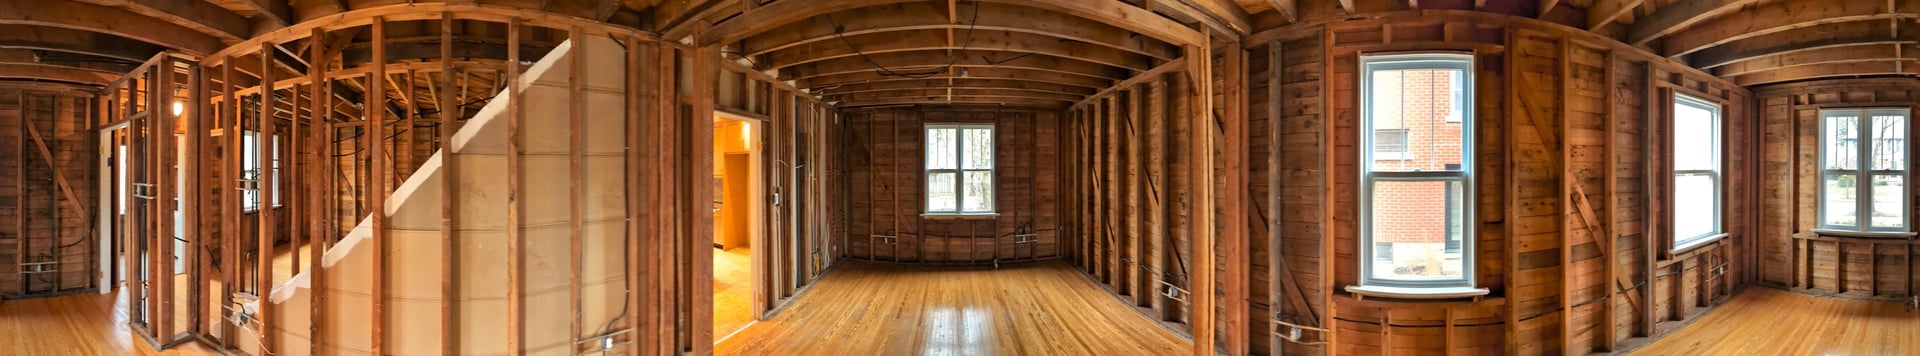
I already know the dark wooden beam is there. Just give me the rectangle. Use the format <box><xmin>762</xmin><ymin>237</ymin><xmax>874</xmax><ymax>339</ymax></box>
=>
<box><xmin>70</xmin><ymin>0</ymin><xmax>251</xmax><ymax>42</ymax></box>
<box><xmin>778</xmin><ymin>49</ymin><xmax>1132</xmax><ymax>82</ymax></box>
<box><xmin>762</xmin><ymin>29</ymin><xmax>1155</xmax><ymax>72</ymax></box>
<box><xmin>0</xmin><ymin>25</ymin><xmax>165</xmax><ymax>63</ymax></box>
<box><xmin>702</xmin><ymin>0</ymin><xmax>1205</xmax><ymax>48</ymax></box>
<box><xmin>834</xmin><ymin>95</ymin><xmax>1070</xmax><ymax>109</ymax></box>
<box><xmin>1713</xmin><ymin>43</ymin><xmax>1917</xmax><ymax>77</ymax></box>
<box><xmin>801</xmin><ymin>67</ymin><xmax>1112</xmax><ymax>91</ymax></box>
<box><xmin>813</xmin><ymin>78</ymin><xmax>1097</xmax><ymax>97</ymax></box>
<box><xmin>737</xmin><ymin>2</ymin><xmax>1180</xmax><ymax>60</ymax></box>
<box><xmin>0</xmin><ymin>0</ymin><xmax>224</xmax><ymax>55</ymax></box>
<box><xmin>1733</xmin><ymin>60</ymin><xmax>1918</xmax><ymax>86</ymax></box>
<box><xmin>1686</xmin><ymin>21</ymin><xmax>1919</xmax><ymax>69</ymax></box>
<box><xmin>0</xmin><ymin>63</ymin><xmax>118</xmax><ymax>84</ymax></box>
<box><xmin>1585</xmin><ymin>0</ymin><xmax>1643</xmax><ymax>30</ymax></box>
<box><xmin>1656</xmin><ymin>0</ymin><xmax>1916</xmax><ymax>57</ymax></box>
<box><xmin>1626</xmin><ymin>0</ymin><xmax>1756</xmax><ymax>46</ymax></box>
<box><xmin>823</xmin><ymin>88</ymin><xmax>1083</xmax><ymax>102</ymax></box>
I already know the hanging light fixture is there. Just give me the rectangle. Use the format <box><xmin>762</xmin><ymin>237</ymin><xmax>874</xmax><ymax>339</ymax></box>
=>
<box><xmin>171</xmin><ymin>101</ymin><xmax>185</xmax><ymax>116</ymax></box>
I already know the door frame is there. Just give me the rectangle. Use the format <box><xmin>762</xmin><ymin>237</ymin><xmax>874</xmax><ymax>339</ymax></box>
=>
<box><xmin>714</xmin><ymin>109</ymin><xmax>767</xmax><ymax>331</ymax></box>
<box><xmin>98</xmin><ymin>121</ymin><xmax>129</xmax><ymax>294</ymax></box>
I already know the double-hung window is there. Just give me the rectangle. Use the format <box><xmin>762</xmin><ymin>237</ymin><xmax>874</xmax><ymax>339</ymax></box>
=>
<box><xmin>1819</xmin><ymin>108</ymin><xmax>1909</xmax><ymax>232</ymax></box>
<box><xmin>1358</xmin><ymin>53</ymin><xmax>1474</xmax><ymax>290</ymax></box>
<box><xmin>241</xmin><ymin>131</ymin><xmax>280</xmax><ymax>212</ymax></box>
<box><xmin>925</xmin><ymin>124</ymin><xmax>994</xmax><ymax>214</ymax></box>
<box><xmin>1671</xmin><ymin>94</ymin><xmax>1721</xmax><ymax>251</ymax></box>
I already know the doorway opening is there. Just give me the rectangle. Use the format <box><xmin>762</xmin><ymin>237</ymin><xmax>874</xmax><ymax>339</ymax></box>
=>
<box><xmin>712</xmin><ymin>111</ymin><xmax>762</xmax><ymax>343</ymax></box>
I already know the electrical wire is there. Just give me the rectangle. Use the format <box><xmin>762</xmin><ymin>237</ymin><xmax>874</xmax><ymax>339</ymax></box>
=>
<box><xmin>823</xmin><ymin>1</ymin><xmax>979</xmax><ymax>79</ymax></box>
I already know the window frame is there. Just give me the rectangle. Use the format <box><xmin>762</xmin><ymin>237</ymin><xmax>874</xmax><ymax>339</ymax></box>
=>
<box><xmin>1816</xmin><ymin>107</ymin><xmax>1911</xmax><ymax>233</ymax></box>
<box><xmin>923</xmin><ymin>123</ymin><xmax>995</xmax><ymax>215</ymax></box>
<box><xmin>1670</xmin><ymin>94</ymin><xmax>1723</xmax><ymax>252</ymax></box>
<box><xmin>240</xmin><ymin>130</ymin><xmax>281</xmax><ymax>212</ymax></box>
<box><xmin>1357</xmin><ymin>53</ymin><xmax>1476</xmax><ymax>289</ymax></box>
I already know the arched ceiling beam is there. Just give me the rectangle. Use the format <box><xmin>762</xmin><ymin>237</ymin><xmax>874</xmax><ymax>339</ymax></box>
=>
<box><xmin>835</xmin><ymin>96</ymin><xmax>1070</xmax><ymax>109</ymax></box>
<box><xmin>70</xmin><ymin>0</ymin><xmax>252</xmax><ymax>42</ymax></box>
<box><xmin>738</xmin><ymin>2</ymin><xmax>1180</xmax><ymax>60</ymax></box>
<box><xmin>702</xmin><ymin>0</ymin><xmax>1205</xmax><ymax>48</ymax></box>
<box><xmin>0</xmin><ymin>63</ymin><xmax>120</xmax><ymax>85</ymax></box>
<box><xmin>813</xmin><ymin>79</ymin><xmax>1099</xmax><ymax>98</ymax></box>
<box><xmin>1585</xmin><ymin>0</ymin><xmax>1643</xmax><ymax>30</ymax></box>
<box><xmin>1713</xmin><ymin>44</ymin><xmax>1916</xmax><ymax>78</ymax></box>
<box><xmin>1265</xmin><ymin>0</ymin><xmax>1298</xmax><ymax>24</ymax></box>
<box><xmin>825</xmin><ymin>88</ymin><xmax>1084</xmax><ymax>102</ymax></box>
<box><xmin>764</xmin><ymin>29</ymin><xmax>1155</xmax><ymax>72</ymax></box>
<box><xmin>1686</xmin><ymin>21</ymin><xmax>1918</xmax><ymax>70</ymax></box>
<box><xmin>1732</xmin><ymin>61</ymin><xmax>1918</xmax><ymax>87</ymax></box>
<box><xmin>0</xmin><ymin>49</ymin><xmax>140</xmax><ymax>75</ymax></box>
<box><xmin>779</xmin><ymin>50</ymin><xmax>1132</xmax><ymax>82</ymax></box>
<box><xmin>0</xmin><ymin>25</ymin><xmax>166</xmax><ymax>62</ymax></box>
<box><xmin>1626</xmin><ymin>0</ymin><xmax>1755</xmax><ymax>46</ymax></box>
<box><xmin>1656</xmin><ymin>0</ymin><xmax>1917</xmax><ymax>58</ymax></box>
<box><xmin>211</xmin><ymin>0</ymin><xmax>293</xmax><ymax>27</ymax></box>
<box><xmin>0</xmin><ymin>0</ymin><xmax>225</xmax><ymax>55</ymax></box>
<box><xmin>802</xmin><ymin>67</ymin><xmax>1111</xmax><ymax>92</ymax></box>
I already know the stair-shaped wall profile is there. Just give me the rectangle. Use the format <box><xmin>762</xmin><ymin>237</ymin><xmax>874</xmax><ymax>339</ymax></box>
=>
<box><xmin>248</xmin><ymin>35</ymin><xmax>631</xmax><ymax>356</ymax></box>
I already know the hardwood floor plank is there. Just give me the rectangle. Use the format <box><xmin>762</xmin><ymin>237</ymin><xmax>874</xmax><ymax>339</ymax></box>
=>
<box><xmin>1629</xmin><ymin>287</ymin><xmax>1918</xmax><ymax>355</ymax></box>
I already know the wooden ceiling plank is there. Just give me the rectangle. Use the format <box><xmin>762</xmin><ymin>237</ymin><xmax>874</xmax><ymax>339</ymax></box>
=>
<box><xmin>1655</xmin><ymin>0</ymin><xmax>1917</xmax><ymax>57</ymax></box>
<box><xmin>1161</xmin><ymin>0</ymin><xmax>1254</xmax><ymax>36</ymax></box>
<box><xmin>1585</xmin><ymin>0</ymin><xmax>1643</xmax><ymax>30</ymax></box>
<box><xmin>0</xmin><ymin>25</ymin><xmax>165</xmax><ymax>62</ymax></box>
<box><xmin>1733</xmin><ymin>60</ymin><xmax>1916</xmax><ymax>86</ymax></box>
<box><xmin>0</xmin><ymin>63</ymin><xmax>120</xmax><ymax>85</ymax></box>
<box><xmin>1626</xmin><ymin>0</ymin><xmax>1756</xmax><ymax>46</ymax></box>
<box><xmin>738</xmin><ymin>3</ymin><xmax>1180</xmax><ymax>60</ymax></box>
<box><xmin>780</xmin><ymin>49</ymin><xmax>1132</xmax><ymax>82</ymax></box>
<box><xmin>763</xmin><ymin>29</ymin><xmax>1154</xmax><ymax>72</ymax></box>
<box><xmin>1687</xmin><ymin>21</ymin><xmax>1919</xmax><ymax>69</ymax></box>
<box><xmin>1266</xmin><ymin>0</ymin><xmax>1298</xmax><ymax>23</ymax></box>
<box><xmin>1713</xmin><ymin>43</ymin><xmax>1917</xmax><ymax>77</ymax></box>
<box><xmin>0</xmin><ymin>0</ymin><xmax>223</xmax><ymax>55</ymax></box>
<box><xmin>703</xmin><ymin>0</ymin><xmax>1204</xmax><ymax>48</ymax></box>
<box><xmin>802</xmin><ymin>67</ymin><xmax>1112</xmax><ymax>91</ymax></box>
<box><xmin>70</xmin><ymin>0</ymin><xmax>251</xmax><ymax>42</ymax></box>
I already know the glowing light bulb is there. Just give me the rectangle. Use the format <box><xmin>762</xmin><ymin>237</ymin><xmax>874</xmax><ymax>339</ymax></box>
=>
<box><xmin>170</xmin><ymin>102</ymin><xmax>184</xmax><ymax>116</ymax></box>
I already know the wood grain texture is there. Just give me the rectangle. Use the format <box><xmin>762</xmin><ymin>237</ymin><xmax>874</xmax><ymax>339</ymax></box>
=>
<box><xmin>714</xmin><ymin>261</ymin><xmax>1189</xmax><ymax>355</ymax></box>
<box><xmin>1628</xmin><ymin>287</ymin><xmax>1918</xmax><ymax>354</ymax></box>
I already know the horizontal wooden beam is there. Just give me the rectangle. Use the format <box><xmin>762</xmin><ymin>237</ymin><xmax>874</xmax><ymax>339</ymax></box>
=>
<box><xmin>702</xmin><ymin>0</ymin><xmax>1205</xmax><ymax>47</ymax></box>
<box><xmin>1713</xmin><ymin>43</ymin><xmax>1917</xmax><ymax>77</ymax></box>
<box><xmin>1071</xmin><ymin>57</ymin><xmax>1184</xmax><ymax>108</ymax></box>
<box><xmin>0</xmin><ymin>48</ymin><xmax>140</xmax><ymax>74</ymax></box>
<box><xmin>738</xmin><ymin>2</ymin><xmax>1180</xmax><ymax>60</ymax></box>
<box><xmin>834</xmin><ymin>95</ymin><xmax>1071</xmax><ymax>109</ymax></box>
<box><xmin>0</xmin><ymin>0</ymin><xmax>224</xmax><ymax>55</ymax></box>
<box><xmin>801</xmin><ymin>66</ymin><xmax>1112</xmax><ymax>91</ymax></box>
<box><xmin>0</xmin><ymin>63</ymin><xmax>119</xmax><ymax>84</ymax></box>
<box><xmin>1657</xmin><ymin>0</ymin><xmax>1919</xmax><ymax>57</ymax></box>
<box><xmin>823</xmin><ymin>88</ymin><xmax>1083</xmax><ymax>102</ymax></box>
<box><xmin>1627</xmin><ymin>0</ymin><xmax>1754</xmax><ymax>46</ymax></box>
<box><xmin>0</xmin><ymin>25</ymin><xmax>167</xmax><ymax>62</ymax></box>
<box><xmin>1687</xmin><ymin>21</ymin><xmax>1919</xmax><ymax>69</ymax></box>
<box><xmin>1733</xmin><ymin>60</ymin><xmax>1917</xmax><ymax>86</ymax></box>
<box><xmin>779</xmin><ymin>49</ymin><xmax>1131</xmax><ymax>82</ymax></box>
<box><xmin>1585</xmin><ymin>0</ymin><xmax>1643</xmax><ymax>30</ymax></box>
<box><xmin>813</xmin><ymin>78</ymin><xmax>1097</xmax><ymax>97</ymax></box>
<box><xmin>763</xmin><ymin>29</ymin><xmax>1155</xmax><ymax>72</ymax></box>
<box><xmin>70</xmin><ymin>0</ymin><xmax>251</xmax><ymax>42</ymax></box>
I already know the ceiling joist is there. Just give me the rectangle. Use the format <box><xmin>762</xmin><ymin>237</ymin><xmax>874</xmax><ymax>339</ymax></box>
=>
<box><xmin>779</xmin><ymin>49</ymin><xmax>1132</xmax><ymax>82</ymax></box>
<box><xmin>1657</xmin><ymin>0</ymin><xmax>1918</xmax><ymax>58</ymax></box>
<box><xmin>737</xmin><ymin>2</ymin><xmax>1180</xmax><ymax>60</ymax></box>
<box><xmin>0</xmin><ymin>0</ymin><xmax>224</xmax><ymax>55</ymax></box>
<box><xmin>762</xmin><ymin>29</ymin><xmax>1156</xmax><ymax>72</ymax></box>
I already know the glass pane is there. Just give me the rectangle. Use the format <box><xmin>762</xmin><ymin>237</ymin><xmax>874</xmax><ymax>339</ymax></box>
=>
<box><xmin>1368</xmin><ymin>180</ymin><xmax>1465</xmax><ymax>281</ymax></box>
<box><xmin>1871</xmin><ymin>114</ymin><xmax>1905</xmax><ymax>170</ymax></box>
<box><xmin>1824</xmin><ymin>173</ymin><xmax>1859</xmax><ymax>228</ymax></box>
<box><xmin>1825</xmin><ymin>113</ymin><xmax>1859</xmax><ymax>170</ymax></box>
<box><xmin>1673</xmin><ymin>173</ymin><xmax>1716</xmax><ymax>240</ymax></box>
<box><xmin>1674</xmin><ymin>100</ymin><xmax>1717</xmax><ymax>171</ymax></box>
<box><xmin>927</xmin><ymin>172</ymin><xmax>956</xmax><ymax>212</ymax></box>
<box><xmin>1369</xmin><ymin>68</ymin><xmax>1465</xmax><ymax>172</ymax></box>
<box><xmin>963</xmin><ymin>128</ymin><xmax>992</xmax><ymax>169</ymax></box>
<box><xmin>927</xmin><ymin>128</ymin><xmax>956</xmax><ymax>170</ymax></box>
<box><xmin>1872</xmin><ymin>174</ymin><xmax>1904</xmax><ymax>228</ymax></box>
<box><xmin>963</xmin><ymin>170</ymin><xmax>993</xmax><ymax>212</ymax></box>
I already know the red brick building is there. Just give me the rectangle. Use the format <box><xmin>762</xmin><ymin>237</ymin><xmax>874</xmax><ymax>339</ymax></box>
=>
<box><xmin>1369</xmin><ymin>68</ymin><xmax>1466</xmax><ymax>278</ymax></box>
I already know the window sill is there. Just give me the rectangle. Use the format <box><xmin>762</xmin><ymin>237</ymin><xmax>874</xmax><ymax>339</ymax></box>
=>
<box><xmin>1344</xmin><ymin>285</ymin><xmax>1489</xmax><ymax>301</ymax></box>
<box><xmin>921</xmin><ymin>213</ymin><xmax>998</xmax><ymax>220</ymax></box>
<box><xmin>1809</xmin><ymin>229</ymin><xmax>1917</xmax><ymax>239</ymax></box>
<box><xmin>1671</xmin><ymin>233</ymin><xmax>1729</xmax><ymax>255</ymax></box>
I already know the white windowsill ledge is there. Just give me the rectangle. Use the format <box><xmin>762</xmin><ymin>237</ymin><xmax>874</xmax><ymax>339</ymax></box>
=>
<box><xmin>1809</xmin><ymin>229</ymin><xmax>1917</xmax><ymax>239</ymax></box>
<box><xmin>1344</xmin><ymin>285</ymin><xmax>1489</xmax><ymax>300</ymax></box>
<box><xmin>1670</xmin><ymin>233</ymin><xmax>1729</xmax><ymax>255</ymax></box>
<box><xmin>921</xmin><ymin>213</ymin><xmax>998</xmax><ymax>220</ymax></box>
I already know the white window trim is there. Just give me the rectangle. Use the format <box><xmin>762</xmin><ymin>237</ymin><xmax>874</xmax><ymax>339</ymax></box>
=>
<box><xmin>924</xmin><ymin>124</ymin><xmax>995</xmax><ymax>215</ymax></box>
<box><xmin>1671</xmin><ymin>94</ymin><xmax>1722</xmax><ymax>252</ymax></box>
<box><xmin>1356</xmin><ymin>53</ymin><xmax>1477</xmax><ymax>291</ymax></box>
<box><xmin>1816</xmin><ymin>107</ymin><xmax>1911</xmax><ymax>233</ymax></box>
<box><xmin>240</xmin><ymin>130</ymin><xmax>281</xmax><ymax>213</ymax></box>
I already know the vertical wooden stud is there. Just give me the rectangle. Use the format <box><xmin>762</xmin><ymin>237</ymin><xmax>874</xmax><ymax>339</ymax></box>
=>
<box><xmin>366</xmin><ymin>17</ymin><xmax>386</xmax><ymax>356</ymax></box>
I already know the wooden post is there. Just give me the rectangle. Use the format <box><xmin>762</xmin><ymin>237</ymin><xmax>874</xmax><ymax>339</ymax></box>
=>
<box><xmin>504</xmin><ymin>17</ymin><xmax>525</xmax><ymax>356</ymax></box>
<box><xmin>308</xmin><ymin>26</ymin><xmax>329</xmax><ymax>356</ymax></box>
<box><xmin>438</xmin><ymin>12</ymin><xmax>459</xmax><ymax>354</ymax></box>
<box><xmin>1600</xmin><ymin>50</ymin><xmax>1618</xmax><ymax>351</ymax></box>
<box><xmin>221</xmin><ymin>59</ymin><xmax>240</xmax><ymax>349</ymax></box>
<box><xmin>624</xmin><ymin>34</ymin><xmax>645</xmax><ymax>356</ymax></box>
<box><xmin>1558</xmin><ymin>38</ymin><xmax>1572</xmax><ymax>354</ymax></box>
<box><xmin>366</xmin><ymin>17</ymin><xmax>386</xmax><ymax>356</ymax></box>
<box><xmin>691</xmin><ymin>29</ymin><xmax>721</xmax><ymax>355</ymax></box>
<box><xmin>155</xmin><ymin>55</ymin><xmax>176</xmax><ymax>341</ymax></box>
<box><xmin>256</xmin><ymin>41</ymin><xmax>277</xmax><ymax>356</ymax></box>
<box><xmin>185</xmin><ymin>57</ymin><xmax>205</xmax><ymax>340</ymax></box>
<box><xmin>1223</xmin><ymin>41</ymin><xmax>1250</xmax><ymax>356</ymax></box>
<box><xmin>1185</xmin><ymin>35</ymin><xmax>1217</xmax><ymax>356</ymax></box>
<box><xmin>1265</xmin><ymin>41</ymin><xmax>1286</xmax><ymax>356</ymax></box>
<box><xmin>568</xmin><ymin>27</ymin><xmax>586</xmax><ymax>354</ymax></box>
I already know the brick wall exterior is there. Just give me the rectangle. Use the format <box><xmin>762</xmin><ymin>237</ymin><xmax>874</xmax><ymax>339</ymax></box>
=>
<box><xmin>1370</xmin><ymin>70</ymin><xmax>1463</xmax><ymax>245</ymax></box>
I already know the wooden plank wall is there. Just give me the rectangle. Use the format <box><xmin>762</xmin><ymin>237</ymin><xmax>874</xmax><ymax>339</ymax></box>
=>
<box><xmin>0</xmin><ymin>85</ymin><xmax>98</xmax><ymax>298</ymax></box>
<box><xmin>840</xmin><ymin>108</ymin><xmax>1060</xmax><ymax>264</ymax></box>
<box><xmin>1226</xmin><ymin>11</ymin><xmax>1757</xmax><ymax>355</ymax></box>
<box><xmin>1754</xmin><ymin>78</ymin><xmax>1920</xmax><ymax>302</ymax></box>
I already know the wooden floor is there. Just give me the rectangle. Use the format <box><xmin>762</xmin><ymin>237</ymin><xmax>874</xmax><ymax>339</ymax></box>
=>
<box><xmin>714</xmin><ymin>260</ymin><xmax>1189</xmax><ymax>356</ymax></box>
<box><xmin>714</xmin><ymin>246</ymin><xmax>754</xmax><ymax>341</ymax></box>
<box><xmin>0</xmin><ymin>288</ymin><xmax>222</xmax><ymax>355</ymax></box>
<box><xmin>1630</xmin><ymin>287</ymin><xmax>1918</xmax><ymax>355</ymax></box>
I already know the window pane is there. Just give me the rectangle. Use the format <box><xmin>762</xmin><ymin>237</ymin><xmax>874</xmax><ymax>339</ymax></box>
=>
<box><xmin>1674</xmin><ymin>101</ymin><xmax>1716</xmax><ymax>171</ymax></box>
<box><xmin>1673</xmin><ymin>173</ymin><xmax>1716</xmax><ymax>239</ymax></box>
<box><xmin>1824</xmin><ymin>173</ymin><xmax>1859</xmax><ymax>228</ymax></box>
<box><xmin>1824</xmin><ymin>113</ymin><xmax>1859</xmax><ymax>170</ymax></box>
<box><xmin>1872</xmin><ymin>174</ymin><xmax>1904</xmax><ymax>228</ymax></box>
<box><xmin>927</xmin><ymin>172</ymin><xmax>956</xmax><ymax>212</ymax></box>
<box><xmin>1368</xmin><ymin>180</ymin><xmax>1465</xmax><ymax>281</ymax></box>
<box><xmin>1871</xmin><ymin>114</ymin><xmax>1905</xmax><ymax>170</ymax></box>
<box><xmin>963</xmin><ymin>128</ymin><xmax>992</xmax><ymax>169</ymax></box>
<box><xmin>1369</xmin><ymin>68</ymin><xmax>1465</xmax><ymax>172</ymax></box>
<box><xmin>927</xmin><ymin>128</ymin><xmax>956</xmax><ymax>170</ymax></box>
<box><xmin>963</xmin><ymin>170</ymin><xmax>993</xmax><ymax>212</ymax></box>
